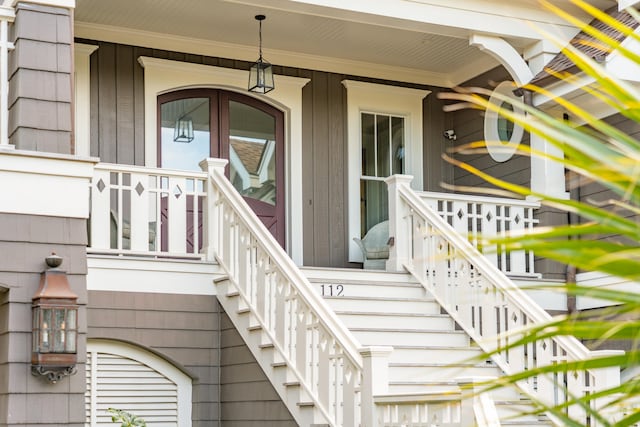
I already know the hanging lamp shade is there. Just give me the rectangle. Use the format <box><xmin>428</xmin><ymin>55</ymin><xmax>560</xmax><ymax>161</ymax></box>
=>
<box><xmin>248</xmin><ymin>15</ymin><xmax>274</xmax><ymax>94</ymax></box>
<box><xmin>173</xmin><ymin>116</ymin><xmax>194</xmax><ymax>143</ymax></box>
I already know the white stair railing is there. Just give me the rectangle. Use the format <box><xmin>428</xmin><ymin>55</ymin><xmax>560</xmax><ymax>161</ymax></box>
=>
<box><xmin>201</xmin><ymin>158</ymin><xmax>365</xmax><ymax>427</ymax></box>
<box><xmin>419</xmin><ymin>191</ymin><xmax>539</xmax><ymax>277</ymax></box>
<box><xmin>387</xmin><ymin>175</ymin><xmax>622</xmax><ymax>426</ymax></box>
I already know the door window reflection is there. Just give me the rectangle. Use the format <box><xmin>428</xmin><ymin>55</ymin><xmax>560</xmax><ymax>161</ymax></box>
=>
<box><xmin>228</xmin><ymin>100</ymin><xmax>277</xmax><ymax>206</ymax></box>
<box><xmin>160</xmin><ymin>98</ymin><xmax>210</xmax><ymax>171</ymax></box>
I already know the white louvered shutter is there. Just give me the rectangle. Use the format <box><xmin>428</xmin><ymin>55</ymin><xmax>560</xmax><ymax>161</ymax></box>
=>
<box><xmin>85</xmin><ymin>341</ymin><xmax>191</xmax><ymax>427</ymax></box>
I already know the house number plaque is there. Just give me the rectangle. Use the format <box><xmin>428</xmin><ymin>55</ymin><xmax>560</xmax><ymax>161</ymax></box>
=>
<box><xmin>320</xmin><ymin>284</ymin><xmax>344</xmax><ymax>297</ymax></box>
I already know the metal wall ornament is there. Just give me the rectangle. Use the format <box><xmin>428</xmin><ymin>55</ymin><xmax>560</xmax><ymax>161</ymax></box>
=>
<box><xmin>31</xmin><ymin>253</ymin><xmax>79</xmax><ymax>383</ymax></box>
<box><xmin>248</xmin><ymin>14</ymin><xmax>275</xmax><ymax>94</ymax></box>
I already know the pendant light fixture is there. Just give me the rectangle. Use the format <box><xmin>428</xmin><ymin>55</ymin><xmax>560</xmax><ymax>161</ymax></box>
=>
<box><xmin>248</xmin><ymin>14</ymin><xmax>274</xmax><ymax>94</ymax></box>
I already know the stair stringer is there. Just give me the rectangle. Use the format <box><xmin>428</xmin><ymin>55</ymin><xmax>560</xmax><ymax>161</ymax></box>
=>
<box><xmin>216</xmin><ymin>277</ymin><xmax>330</xmax><ymax>426</ymax></box>
<box><xmin>206</xmin><ymin>161</ymin><xmax>371</xmax><ymax>427</ymax></box>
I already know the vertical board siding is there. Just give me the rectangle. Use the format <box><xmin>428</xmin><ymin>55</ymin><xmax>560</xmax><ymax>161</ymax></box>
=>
<box><xmin>450</xmin><ymin>67</ymin><xmax>531</xmax><ymax>191</ymax></box>
<box><xmin>87</xmin><ymin>291</ymin><xmax>220</xmax><ymax>427</ymax></box>
<box><xmin>219</xmin><ymin>310</ymin><xmax>297</xmax><ymax>426</ymax></box>
<box><xmin>115</xmin><ymin>44</ymin><xmax>135</xmax><ymax>165</ymax></box>
<box><xmin>80</xmin><ymin>39</ymin><xmax>447</xmax><ymax>269</ymax></box>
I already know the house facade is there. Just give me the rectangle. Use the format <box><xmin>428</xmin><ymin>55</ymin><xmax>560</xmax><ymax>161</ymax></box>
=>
<box><xmin>0</xmin><ymin>0</ymin><xmax>637</xmax><ymax>426</ymax></box>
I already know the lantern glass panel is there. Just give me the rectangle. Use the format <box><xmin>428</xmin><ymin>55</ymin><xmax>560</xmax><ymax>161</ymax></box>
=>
<box><xmin>41</xmin><ymin>308</ymin><xmax>52</xmax><ymax>352</ymax></box>
<box><xmin>53</xmin><ymin>309</ymin><xmax>66</xmax><ymax>352</ymax></box>
<box><xmin>65</xmin><ymin>309</ymin><xmax>77</xmax><ymax>352</ymax></box>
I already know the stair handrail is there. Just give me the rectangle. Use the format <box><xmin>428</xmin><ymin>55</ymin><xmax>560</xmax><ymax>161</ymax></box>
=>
<box><xmin>386</xmin><ymin>175</ymin><xmax>622</xmax><ymax>424</ymax></box>
<box><xmin>201</xmin><ymin>158</ymin><xmax>364</xmax><ymax>426</ymax></box>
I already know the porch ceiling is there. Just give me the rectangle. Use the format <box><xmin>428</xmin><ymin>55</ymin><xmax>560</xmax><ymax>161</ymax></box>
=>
<box><xmin>74</xmin><ymin>0</ymin><xmax>616</xmax><ymax>87</ymax></box>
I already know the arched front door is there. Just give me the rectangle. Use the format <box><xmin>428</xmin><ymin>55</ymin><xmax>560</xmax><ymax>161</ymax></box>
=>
<box><xmin>158</xmin><ymin>89</ymin><xmax>285</xmax><ymax>247</ymax></box>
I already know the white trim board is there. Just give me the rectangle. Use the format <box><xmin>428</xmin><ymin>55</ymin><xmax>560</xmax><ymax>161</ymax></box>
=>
<box><xmin>74</xmin><ymin>43</ymin><xmax>98</xmax><ymax>157</ymax></box>
<box><xmin>0</xmin><ymin>149</ymin><xmax>97</xmax><ymax>218</ymax></box>
<box><xmin>342</xmin><ymin>80</ymin><xmax>429</xmax><ymax>262</ymax></box>
<box><xmin>87</xmin><ymin>255</ymin><xmax>224</xmax><ymax>295</ymax></box>
<box><xmin>138</xmin><ymin>56</ymin><xmax>309</xmax><ymax>265</ymax></box>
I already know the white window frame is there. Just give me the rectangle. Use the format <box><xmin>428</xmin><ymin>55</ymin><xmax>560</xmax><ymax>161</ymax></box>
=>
<box><xmin>138</xmin><ymin>57</ymin><xmax>309</xmax><ymax>265</ymax></box>
<box><xmin>74</xmin><ymin>43</ymin><xmax>98</xmax><ymax>157</ymax></box>
<box><xmin>86</xmin><ymin>339</ymin><xmax>192</xmax><ymax>427</ymax></box>
<box><xmin>342</xmin><ymin>80</ymin><xmax>430</xmax><ymax>262</ymax></box>
<box><xmin>484</xmin><ymin>80</ymin><xmax>524</xmax><ymax>162</ymax></box>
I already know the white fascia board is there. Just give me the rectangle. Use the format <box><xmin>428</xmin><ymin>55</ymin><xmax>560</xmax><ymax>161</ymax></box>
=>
<box><xmin>8</xmin><ymin>0</ymin><xmax>74</xmax><ymax>8</ymax></box>
<box><xmin>87</xmin><ymin>255</ymin><xmax>224</xmax><ymax>295</ymax></box>
<box><xmin>605</xmin><ymin>27</ymin><xmax>640</xmax><ymax>83</ymax></box>
<box><xmin>0</xmin><ymin>149</ymin><xmax>97</xmax><ymax>218</ymax></box>
<box><xmin>576</xmin><ymin>271</ymin><xmax>639</xmax><ymax>310</ymax></box>
<box><xmin>618</xmin><ymin>0</ymin><xmax>640</xmax><ymax>10</ymax></box>
<box><xmin>76</xmin><ymin>22</ymin><xmax>452</xmax><ymax>87</ymax></box>
<box><xmin>225</xmin><ymin>0</ymin><xmax>580</xmax><ymax>42</ymax></box>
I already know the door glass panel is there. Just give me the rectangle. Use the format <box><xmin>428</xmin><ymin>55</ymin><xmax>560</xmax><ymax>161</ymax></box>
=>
<box><xmin>228</xmin><ymin>100</ymin><xmax>277</xmax><ymax>206</ymax></box>
<box><xmin>391</xmin><ymin>116</ymin><xmax>405</xmax><ymax>174</ymax></box>
<box><xmin>376</xmin><ymin>115</ymin><xmax>390</xmax><ymax>177</ymax></box>
<box><xmin>160</xmin><ymin>98</ymin><xmax>210</xmax><ymax>171</ymax></box>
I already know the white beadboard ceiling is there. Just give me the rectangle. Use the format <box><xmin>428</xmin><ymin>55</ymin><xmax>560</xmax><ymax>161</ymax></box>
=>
<box><xmin>74</xmin><ymin>0</ymin><xmax>616</xmax><ymax>86</ymax></box>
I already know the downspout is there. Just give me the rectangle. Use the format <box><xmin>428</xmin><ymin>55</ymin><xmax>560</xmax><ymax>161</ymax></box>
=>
<box><xmin>563</xmin><ymin>112</ymin><xmax>577</xmax><ymax>314</ymax></box>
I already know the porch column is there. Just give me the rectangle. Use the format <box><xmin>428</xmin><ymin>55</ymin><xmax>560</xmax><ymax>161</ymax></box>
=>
<box><xmin>359</xmin><ymin>346</ymin><xmax>393</xmax><ymax>427</ymax></box>
<box><xmin>385</xmin><ymin>174</ymin><xmax>413</xmax><ymax>272</ymax></box>
<box><xmin>8</xmin><ymin>1</ymin><xmax>74</xmax><ymax>153</ymax></box>
<box><xmin>529</xmin><ymin>132</ymin><xmax>570</xmax><ymax>199</ymax></box>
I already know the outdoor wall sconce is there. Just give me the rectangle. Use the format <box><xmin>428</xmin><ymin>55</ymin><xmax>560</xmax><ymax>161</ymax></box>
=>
<box><xmin>248</xmin><ymin>14</ymin><xmax>274</xmax><ymax>94</ymax></box>
<box><xmin>31</xmin><ymin>253</ymin><xmax>78</xmax><ymax>383</ymax></box>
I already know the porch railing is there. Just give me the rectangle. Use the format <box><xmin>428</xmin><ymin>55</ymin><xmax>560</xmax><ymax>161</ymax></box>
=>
<box><xmin>387</xmin><ymin>175</ymin><xmax>622</xmax><ymax>426</ymax></box>
<box><xmin>418</xmin><ymin>191</ymin><xmax>539</xmax><ymax>277</ymax></box>
<box><xmin>201</xmin><ymin>158</ymin><xmax>364</xmax><ymax>426</ymax></box>
<box><xmin>89</xmin><ymin>163</ymin><xmax>207</xmax><ymax>258</ymax></box>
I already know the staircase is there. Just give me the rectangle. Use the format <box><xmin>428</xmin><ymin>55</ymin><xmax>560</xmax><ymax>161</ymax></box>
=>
<box><xmin>306</xmin><ymin>268</ymin><xmax>551</xmax><ymax>426</ymax></box>
<box><xmin>203</xmin><ymin>161</ymin><xmax>623</xmax><ymax>427</ymax></box>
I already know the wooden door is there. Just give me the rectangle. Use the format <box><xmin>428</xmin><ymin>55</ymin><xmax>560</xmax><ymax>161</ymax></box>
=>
<box><xmin>158</xmin><ymin>89</ymin><xmax>286</xmax><ymax>249</ymax></box>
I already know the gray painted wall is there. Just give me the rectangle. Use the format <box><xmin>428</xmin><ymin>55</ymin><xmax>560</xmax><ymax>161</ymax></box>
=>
<box><xmin>87</xmin><ymin>291</ymin><xmax>220</xmax><ymax>426</ymax></box>
<box><xmin>78</xmin><ymin>39</ymin><xmax>451</xmax><ymax>269</ymax></box>
<box><xmin>87</xmin><ymin>291</ymin><xmax>298</xmax><ymax>426</ymax></box>
<box><xmin>9</xmin><ymin>3</ymin><xmax>73</xmax><ymax>153</ymax></box>
<box><xmin>0</xmin><ymin>213</ymin><xmax>88</xmax><ymax>427</ymax></box>
<box><xmin>220</xmin><ymin>311</ymin><xmax>297</xmax><ymax>426</ymax></box>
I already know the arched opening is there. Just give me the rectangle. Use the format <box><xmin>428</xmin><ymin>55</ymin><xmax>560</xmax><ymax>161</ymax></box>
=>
<box><xmin>157</xmin><ymin>88</ymin><xmax>285</xmax><ymax>247</ymax></box>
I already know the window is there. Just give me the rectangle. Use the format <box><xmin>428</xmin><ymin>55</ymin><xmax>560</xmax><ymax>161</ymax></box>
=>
<box><xmin>484</xmin><ymin>80</ymin><xmax>524</xmax><ymax>162</ymax></box>
<box><xmin>360</xmin><ymin>112</ymin><xmax>405</xmax><ymax>236</ymax></box>
<box><xmin>343</xmin><ymin>80</ymin><xmax>429</xmax><ymax>262</ymax></box>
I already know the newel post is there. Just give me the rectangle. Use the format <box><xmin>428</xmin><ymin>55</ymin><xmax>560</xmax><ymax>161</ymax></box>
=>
<box><xmin>385</xmin><ymin>175</ymin><xmax>413</xmax><ymax>272</ymax></box>
<box><xmin>200</xmin><ymin>158</ymin><xmax>229</xmax><ymax>262</ymax></box>
<box><xmin>360</xmin><ymin>346</ymin><xmax>393</xmax><ymax>427</ymax></box>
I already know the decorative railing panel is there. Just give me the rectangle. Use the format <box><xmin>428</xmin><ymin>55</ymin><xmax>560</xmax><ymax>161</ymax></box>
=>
<box><xmin>387</xmin><ymin>175</ymin><xmax>622</xmax><ymax>426</ymax></box>
<box><xmin>202</xmin><ymin>158</ymin><xmax>363</xmax><ymax>427</ymax></box>
<box><xmin>375</xmin><ymin>394</ymin><xmax>462</xmax><ymax>427</ymax></box>
<box><xmin>419</xmin><ymin>191</ymin><xmax>539</xmax><ymax>277</ymax></box>
<box><xmin>89</xmin><ymin>163</ymin><xmax>207</xmax><ymax>258</ymax></box>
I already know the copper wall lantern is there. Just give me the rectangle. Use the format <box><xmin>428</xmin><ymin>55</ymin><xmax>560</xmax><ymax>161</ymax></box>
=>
<box><xmin>31</xmin><ymin>253</ymin><xmax>78</xmax><ymax>383</ymax></box>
